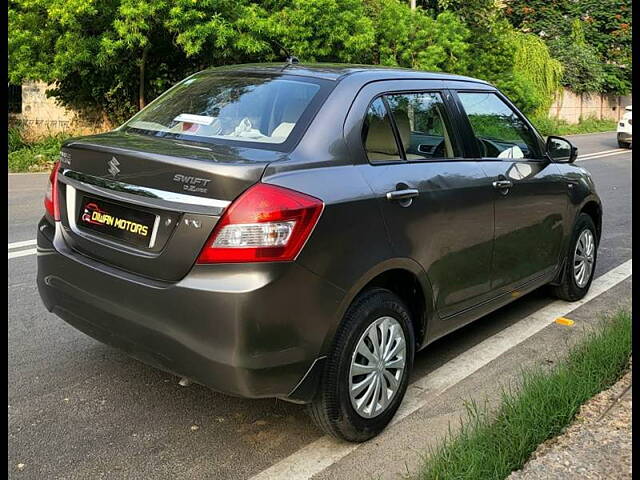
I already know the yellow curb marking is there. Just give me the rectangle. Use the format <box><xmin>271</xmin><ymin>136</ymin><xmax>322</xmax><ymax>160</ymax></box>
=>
<box><xmin>555</xmin><ymin>317</ymin><xmax>575</xmax><ymax>326</ymax></box>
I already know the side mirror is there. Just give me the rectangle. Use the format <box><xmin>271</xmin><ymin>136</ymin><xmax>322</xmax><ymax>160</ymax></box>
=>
<box><xmin>546</xmin><ymin>136</ymin><xmax>577</xmax><ymax>163</ymax></box>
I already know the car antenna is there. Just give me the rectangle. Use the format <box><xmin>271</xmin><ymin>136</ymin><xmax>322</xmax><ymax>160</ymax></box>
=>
<box><xmin>269</xmin><ymin>40</ymin><xmax>299</xmax><ymax>69</ymax></box>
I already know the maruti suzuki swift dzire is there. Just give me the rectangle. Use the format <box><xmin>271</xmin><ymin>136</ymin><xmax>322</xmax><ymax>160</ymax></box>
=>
<box><xmin>37</xmin><ymin>63</ymin><xmax>601</xmax><ymax>442</ymax></box>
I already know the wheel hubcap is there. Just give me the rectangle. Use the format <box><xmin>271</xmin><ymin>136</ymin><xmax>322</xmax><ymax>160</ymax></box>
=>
<box><xmin>573</xmin><ymin>229</ymin><xmax>595</xmax><ymax>288</ymax></box>
<box><xmin>349</xmin><ymin>316</ymin><xmax>406</xmax><ymax>419</ymax></box>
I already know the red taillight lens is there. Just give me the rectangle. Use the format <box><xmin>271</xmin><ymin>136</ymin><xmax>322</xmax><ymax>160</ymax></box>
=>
<box><xmin>44</xmin><ymin>161</ymin><xmax>61</xmax><ymax>221</ymax></box>
<box><xmin>197</xmin><ymin>183</ymin><xmax>324</xmax><ymax>264</ymax></box>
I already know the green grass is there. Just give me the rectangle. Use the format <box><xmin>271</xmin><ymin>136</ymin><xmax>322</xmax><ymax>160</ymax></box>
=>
<box><xmin>8</xmin><ymin>125</ymin><xmax>70</xmax><ymax>173</ymax></box>
<box><xmin>417</xmin><ymin>309</ymin><xmax>632</xmax><ymax>480</ymax></box>
<box><xmin>531</xmin><ymin>115</ymin><xmax>617</xmax><ymax>137</ymax></box>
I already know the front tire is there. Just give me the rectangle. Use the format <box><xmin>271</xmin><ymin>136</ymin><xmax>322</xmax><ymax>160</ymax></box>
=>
<box><xmin>308</xmin><ymin>288</ymin><xmax>414</xmax><ymax>442</ymax></box>
<box><xmin>551</xmin><ymin>213</ymin><xmax>598</xmax><ymax>301</ymax></box>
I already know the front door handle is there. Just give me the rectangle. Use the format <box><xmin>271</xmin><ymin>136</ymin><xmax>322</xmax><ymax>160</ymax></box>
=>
<box><xmin>492</xmin><ymin>180</ymin><xmax>513</xmax><ymax>190</ymax></box>
<box><xmin>386</xmin><ymin>189</ymin><xmax>419</xmax><ymax>201</ymax></box>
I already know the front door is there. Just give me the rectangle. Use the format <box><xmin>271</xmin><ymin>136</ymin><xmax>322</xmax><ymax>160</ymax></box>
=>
<box><xmin>354</xmin><ymin>86</ymin><xmax>496</xmax><ymax>318</ymax></box>
<box><xmin>454</xmin><ymin>91</ymin><xmax>568</xmax><ymax>294</ymax></box>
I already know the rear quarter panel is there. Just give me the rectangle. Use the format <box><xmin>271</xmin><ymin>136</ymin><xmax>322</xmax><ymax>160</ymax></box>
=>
<box><xmin>552</xmin><ymin>162</ymin><xmax>602</xmax><ymax>268</ymax></box>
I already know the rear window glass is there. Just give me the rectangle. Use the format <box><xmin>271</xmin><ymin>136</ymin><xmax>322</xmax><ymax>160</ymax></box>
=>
<box><xmin>122</xmin><ymin>74</ymin><xmax>323</xmax><ymax>146</ymax></box>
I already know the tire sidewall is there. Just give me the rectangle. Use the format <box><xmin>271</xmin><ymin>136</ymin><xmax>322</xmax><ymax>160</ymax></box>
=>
<box><xmin>332</xmin><ymin>290</ymin><xmax>415</xmax><ymax>441</ymax></box>
<box><xmin>564</xmin><ymin>214</ymin><xmax>598</xmax><ymax>298</ymax></box>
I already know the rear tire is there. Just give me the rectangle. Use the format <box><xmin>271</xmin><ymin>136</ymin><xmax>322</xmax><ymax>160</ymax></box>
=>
<box><xmin>551</xmin><ymin>213</ymin><xmax>598</xmax><ymax>301</ymax></box>
<box><xmin>308</xmin><ymin>288</ymin><xmax>414</xmax><ymax>442</ymax></box>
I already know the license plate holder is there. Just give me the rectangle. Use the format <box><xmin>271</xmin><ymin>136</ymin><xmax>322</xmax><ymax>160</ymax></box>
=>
<box><xmin>77</xmin><ymin>195</ymin><xmax>158</xmax><ymax>248</ymax></box>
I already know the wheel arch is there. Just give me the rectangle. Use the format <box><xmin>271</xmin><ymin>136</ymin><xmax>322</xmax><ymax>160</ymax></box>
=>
<box><xmin>579</xmin><ymin>199</ymin><xmax>603</xmax><ymax>243</ymax></box>
<box><xmin>551</xmin><ymin>195</ymin><xmax>603</xmax><ymax>286</ymax></box>
<box><xmin>321</xmin><ymin>258</ymin><xmax>436</xmax><ymax>356</ymax></box>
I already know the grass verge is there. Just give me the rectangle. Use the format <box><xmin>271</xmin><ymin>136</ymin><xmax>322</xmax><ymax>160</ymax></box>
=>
<box><xmin>531</xmin><ymin>115</ymin><xmax>617</xmax><ymax>137</ymax></box>
<box><xmin>9</xmin><ymin>133</ymin><xmax>69</xmax><ymax>173</ymax></box>
<box><xmin>8</xmin><ymin>121</ymin><xmax>105</xmax><ymax>173</ymax></box>
<box><xmin>417</xmin><ymin>309</ymin><xmax>632</xmax><ymax>480</ymax></box>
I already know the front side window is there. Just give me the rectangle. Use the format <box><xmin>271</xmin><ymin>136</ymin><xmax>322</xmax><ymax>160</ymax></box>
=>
<box><xmin>385</xmin><ymin>92</ymin><xmax>458</xmax><ymax>159</ymax></box>
<box><xmin>123</xmin><ymin>74</ymin><xmax>322</xmax><ymax>145</ymax></box>
<box><xmin>362</xmin><ymin>98</ymin><xmax>402</xmax><ymax>163</ymax></box>
<box><xmin>457</xmin><ymin>92</ymin><xmax>540</xmax><ymax>159</ymax></box>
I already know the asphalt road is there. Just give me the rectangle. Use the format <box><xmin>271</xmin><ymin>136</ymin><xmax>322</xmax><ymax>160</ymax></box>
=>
<box><xmin>8</xmin><ymin>132</ymin><xmax>632</xmax><ymax>479</ymax></box>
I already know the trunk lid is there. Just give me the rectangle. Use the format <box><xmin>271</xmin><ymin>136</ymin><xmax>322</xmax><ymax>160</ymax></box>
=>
<box><xmin>56</xmin><ymin>131</ymin><xmax>281</xmax><ymax>281</ymax></box>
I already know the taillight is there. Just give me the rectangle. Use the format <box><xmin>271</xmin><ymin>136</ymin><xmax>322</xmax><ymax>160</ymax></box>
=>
<box><xmin>44</xmin><ymin>161</ymin><xmax>61</xmax><ymax>221</ymax></box>
<box><xmin>197</xmin><ymin>183</ymin><xmax>324</xmax><ymax>264</ymax></box>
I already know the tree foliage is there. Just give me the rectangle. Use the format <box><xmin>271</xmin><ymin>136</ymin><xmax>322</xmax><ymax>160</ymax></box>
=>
<box><xmin>8</xmin><ymin>0</ymin><xmax>616</xmax><ymax>124</ymax></box>
<box><xmin>363</xmin><ymin>0</ymin><xmax>470</xmax><ymax>73</ymax></box>
<box><xmin>504</xmin><ymin>0</ymin><xmax>632</xmax><ymax>94</ymax></box>
<box><xmin>548</xmin><ymin>20</ymin><xmax>606</xmax><ymax>94</ymax></box>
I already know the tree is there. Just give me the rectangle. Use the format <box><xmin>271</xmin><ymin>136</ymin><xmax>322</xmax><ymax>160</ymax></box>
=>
<box><xmin>364</xmin><ymin>0</ymin><xmax>470</xmax><ymax>73</ymax></box>
<box><xmin>504</xmin><ymin>0</ymin><xmax>632</xmax><ymax>94</ymax></box>
<box><xmin>8</xmin><ymin>0</ymin><xmax>377</xmax><ymax>123</ymax></box>
<box><xmin>241</xmin><ymin>0</ymin><xmax>375</xmax><ymax>63</ymax></box>
<box><xmin>8</xmin><ymin>0</ymin><xmax>568</xmax><ymax>123</ymax></box>
<box><xmin>9</xmin><ymin>0</ymin><xmax>281</xmax><ymax>124</ymax></box>
<box><xmin>549</xmin><ymin>19</ymin><xmax>606</xmax><ymax>94</ymax></box>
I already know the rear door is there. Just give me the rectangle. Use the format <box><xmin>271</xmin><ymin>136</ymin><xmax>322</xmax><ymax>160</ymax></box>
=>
<box><xmin>452</xmin><ymin>89</ymin><xmax>568</xmax><ymax>294</ymax></box>
<box><xmin>346</xmin><ymin>80</ymin><xmax>496</xmax><ymax>319</ymax></box>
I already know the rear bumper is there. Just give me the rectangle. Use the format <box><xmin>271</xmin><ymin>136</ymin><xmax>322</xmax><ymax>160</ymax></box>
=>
<box><xmin>617</xmin><ymin>132</ymin><xmax>632</xmax><ymax>143</ymax></box>
<box><xmin>36</xmin><ymin>217</ymin><xmax>344</xmax><ymax>401</ymax></box>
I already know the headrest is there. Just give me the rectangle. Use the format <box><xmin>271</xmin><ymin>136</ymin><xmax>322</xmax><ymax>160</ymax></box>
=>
<box><xmin>394</xmin><ymin>111</ymin><xmax>411</xmax><ymax>149</ymax></box>
<box><xmin>365</xmin><ymin>115</ymin><xmax>398</xmax><ymax>155</ymax></box>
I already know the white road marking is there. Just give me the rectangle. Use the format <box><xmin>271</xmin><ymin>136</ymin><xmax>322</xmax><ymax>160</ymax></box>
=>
<box><xmin>8</xmin><ymin>248</ymin><xmax>38</xmax><ymax>260</ymax></box>
<box><xmin>579</xmin><ymin>148</ymin><xmax>625</xmax><ymax>158</ymax></box>
<box><xmin>250</xmin><ymin>259</ymin><xmax>632</xmax><ymax>480</ymax></box>
<box><xmin>577</xmin><ymin>150</ymin><xmax>630</xmax><ymax>162</ymax></box>
<box><xmin>8</xmin><ymin>239</ymin><xmax>37</xmax><ymax>250</ymax></box>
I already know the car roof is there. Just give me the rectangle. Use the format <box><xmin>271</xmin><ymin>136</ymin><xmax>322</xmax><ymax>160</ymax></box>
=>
<box><xmin>203</xmin><ymin>62</ymin><xmax>492</xmax><ymax>86</ymax></box>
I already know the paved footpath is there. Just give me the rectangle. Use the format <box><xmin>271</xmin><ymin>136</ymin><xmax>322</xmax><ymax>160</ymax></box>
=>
<box><xmin>509</xmin><ymin>364</ymin><xmax>632</xmax><ymax>480</ymax></box>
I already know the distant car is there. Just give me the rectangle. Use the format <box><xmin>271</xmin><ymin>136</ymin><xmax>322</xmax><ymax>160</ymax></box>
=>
<box><xmin>37</xmin><ymin>63</ymin><xmax>602</xmax><ymax>442</ymax></box>
<box><xmin>617</xmin><ymin>105</ymin><xmax>632</xmax><ymax>148</ymax></box>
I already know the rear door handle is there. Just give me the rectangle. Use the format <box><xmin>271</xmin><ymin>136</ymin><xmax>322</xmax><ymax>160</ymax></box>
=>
<box><xmin>386</xmin><ymin>189</ymin><xmax>419</xmax><ymax>201</ymax></box>
<box><xmin>492</xmin><ymin>180</ymin><xmax>513</xmax><ymax>190</ymax></box>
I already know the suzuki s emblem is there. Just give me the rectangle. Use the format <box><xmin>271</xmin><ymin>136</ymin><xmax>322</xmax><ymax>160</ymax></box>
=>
<box><xmin>107</xmin><ymin>156</ymin><xmax>121</xmax><ymax>177</ymax></box>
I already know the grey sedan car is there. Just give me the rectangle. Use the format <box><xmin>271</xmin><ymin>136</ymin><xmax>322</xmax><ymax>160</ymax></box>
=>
<box><xmin>37</xmin><ymin>63</ymin><xmax>601</xmax><ymax>441</ymax></box>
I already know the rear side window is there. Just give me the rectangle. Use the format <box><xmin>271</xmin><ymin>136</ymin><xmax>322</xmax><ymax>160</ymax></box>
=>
<box><xmin>385</xmin><ymin>92</ymin><xmax>458</xmax><ymax>159</ymax></box>
<box><xmin>362</xmin><ymin>98</ymin><xmax>402</xmax><ymax>163</ymax></box>
<box><xmin>457</xmin><ymin>92</ymin><xmax>540</xmax><ymax>159</ymax></box>
<box><xmin>123</xmin><ymin>74</ymin><xmax>323</xmax><ymax>146</ymax></box>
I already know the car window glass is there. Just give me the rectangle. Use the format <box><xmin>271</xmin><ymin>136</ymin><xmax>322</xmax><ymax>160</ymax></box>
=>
<box><xmin>123</xmin><ymin>74</ymin><xmax>321</xmax><ymax>145</ymax></box>
<box><xmin>362</xmin><ymin>98</ymin><xmax>402</xmax><ymax>163</ymax></box>
<box><xmin>457</xmin><ymin>92</ymin><xmax>540</xmax><ymax>159</ymax></box>
<box><xmin>384</xmin><ymin>92</ymin><xmax>458</xmax><ymax>160</ymax></box>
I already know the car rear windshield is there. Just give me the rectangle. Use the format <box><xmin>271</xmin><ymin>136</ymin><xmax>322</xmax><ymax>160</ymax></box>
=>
<box><xmin>122</xmin><ymin>73</ymin><xmax>329</xmax><ymax>149</ymax></box>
